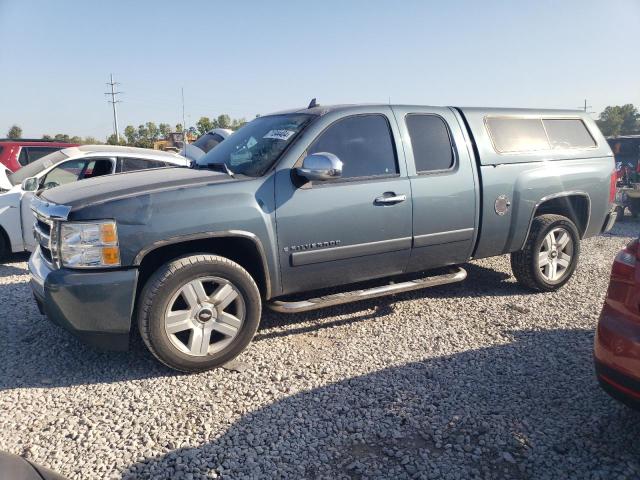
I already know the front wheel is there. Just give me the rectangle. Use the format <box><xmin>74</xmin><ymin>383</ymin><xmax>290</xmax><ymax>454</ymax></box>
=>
<box><xmin>138</xmin><ymin>254</ymin><xmax>261</xmax><ymax>372</ymax></box>
<box><xmin>511</xmin><ymin>214</ymin><xmax>580</xmax><ymax>292</ymax></box>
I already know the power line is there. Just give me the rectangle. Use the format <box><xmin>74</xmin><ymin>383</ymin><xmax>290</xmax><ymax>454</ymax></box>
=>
<box><xmin>105</xmin><ymin>74</ymin><xmax>123</xmax><ymax>142</ymax></box>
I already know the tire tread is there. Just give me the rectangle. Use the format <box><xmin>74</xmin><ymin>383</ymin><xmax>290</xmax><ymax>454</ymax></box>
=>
<box><xmin>511</xmin><ymin>214</ymin><xmax>578</xmax><ymax>292</ymax></box>
<box><xmin>137</xmin><ymin>254</ymin><xmax>260</xmax><ymax>372</ymax></box>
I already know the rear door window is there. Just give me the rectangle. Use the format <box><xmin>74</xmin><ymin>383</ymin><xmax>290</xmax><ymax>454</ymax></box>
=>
<box><xmin>18</xmin><ymin>148</ymin><xmax>29</xmax><ymax>166</ymax></box>
<box><xmin>308</xmin><ymin>114</ymin><xmax>398</xmax><ymax>179</ymax></box>
<box><xmin>405</xmin><ymin>114</ymin><xmax>454</xmax><ymax>172</ymax></box>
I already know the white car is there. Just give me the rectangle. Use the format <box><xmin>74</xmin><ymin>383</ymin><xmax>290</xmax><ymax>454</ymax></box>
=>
<box><xmin>0</xmin><ymin>145</ymin><xmax>189</xmax><ymax>259</ymax></box>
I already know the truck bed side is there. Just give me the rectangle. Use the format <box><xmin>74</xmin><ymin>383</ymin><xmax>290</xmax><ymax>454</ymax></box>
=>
<box><xmin>457</xmin><ymin>107</ymin><xmax>614</xmax><ymax>260</ymax></box>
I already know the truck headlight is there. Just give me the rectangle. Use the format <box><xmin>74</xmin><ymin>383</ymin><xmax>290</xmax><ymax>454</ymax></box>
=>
<box><xmin>59</xmin><ymin>221</ymin><xmax>120</xmax><ymax>268</ymax></box>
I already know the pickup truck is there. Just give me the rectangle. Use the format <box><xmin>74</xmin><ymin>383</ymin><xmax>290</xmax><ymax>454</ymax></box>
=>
<box><xmin>29</xmin><ymin>103</ymin><xmax>616</xmax><ymax>372</ymax></box>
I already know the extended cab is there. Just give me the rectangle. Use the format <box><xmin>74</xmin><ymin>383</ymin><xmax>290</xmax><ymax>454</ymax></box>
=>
<box><xmin>29</xmin><ymin>104</ymin><xmax>616</xmax><ymax>372</ymax></box>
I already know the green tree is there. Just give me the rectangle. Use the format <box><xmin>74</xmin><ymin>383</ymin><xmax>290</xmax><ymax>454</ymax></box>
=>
<box><xmin>7</xmin><ymin>125</ymin><xmax>22</xmax><ymax>139</ymax></box>
<box><xmin>42</xmin><ymin>134</ymin><xmax>52</xmax><ymax>140</ymax></box>
<box><xmin>124</xmin><ymin>125</ymin><xmax>138</xmax><ymax>145</ymax></box>
<box><xmin>597</xmin><ymin>104</ymin><xmax>640</xmax><ymax>137</ymax></box>
<box><xmin>175</xmin><ymin>123</ymin><xmax>183</xmax><ymax>132</ymax></box>
<box><xmin>69</xmin><ymin>136</ymin><xmax>82</xmax><ymax>144</ymax></box>
<box><xmin>231</xmin><ymin>117</ymin><xmax>247</xmax><ymax>130</ymax></box>
<box><xmin>196</xmin><ymin>116</ymin><xmax>214</xmax><ymax>135</ymax></box>
<box><xmin>216</xmin><ymin>114</ymin><xmax>232</xmax><ymax>129</ymax></box>
<box><xmin>53</xmin><ymin>133</ymin><xmax>71</xmax><ymax>143</ymax></box>
<box><xmin>146</xmin><ymin>122</ymin><xmax>160</xmax><ymax>142</ymax></box>
<box><xmin>159</xmin><ymin>123</ymin><xmax>171</xmax><ymax>139</ymax></box>
<box><xmin>106</xmin><ymin>133</ymin><xmax>123</xmax><ymax>145</ymax></box>
<box><xmin>83</xmin><ymin>136</ymin><xmax>99</xmax><ymax>145</ymax></box>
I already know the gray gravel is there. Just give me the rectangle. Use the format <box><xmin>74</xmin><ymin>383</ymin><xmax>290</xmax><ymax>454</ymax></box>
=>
<box><xmin>1</xmin><ymin>218</ymin><xmax>640</xmax><ymax>479</ymax></box>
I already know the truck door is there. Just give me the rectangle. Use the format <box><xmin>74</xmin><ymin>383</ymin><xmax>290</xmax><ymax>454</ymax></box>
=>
<box><xmin>392</xmin><ymin>107</ymin><xmax>477</xmax><ymax>271</ymax></box>
<box><xmin>274</xmin><ymin>109</ymin><xmax>412</xmax><ymax>295</ymax></box>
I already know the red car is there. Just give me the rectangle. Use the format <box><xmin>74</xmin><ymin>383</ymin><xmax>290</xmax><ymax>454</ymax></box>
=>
<box><xmin>0</xmin><ymin>139</ymin><xmax>79</xmax><ymax>172</ymax></box>
<box><xmin>594</xmin><ymin>237</ymin><xmax>640</xmax><ymax>409</ymax></box>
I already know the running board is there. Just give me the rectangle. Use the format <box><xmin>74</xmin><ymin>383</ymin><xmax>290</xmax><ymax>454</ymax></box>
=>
<box><xmin>267</xmin><ymin>267</ymin><xmax>467</xmax><ymax>313</ymax></box>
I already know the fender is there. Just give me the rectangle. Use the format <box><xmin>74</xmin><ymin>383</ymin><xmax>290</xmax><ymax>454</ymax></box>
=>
<box><xmin>132</xmin><ymin>229</ymin><xmax>273</xmax><ymax>299</ymax></box>
<box><xmin>520</xmin><ymin>190</ymin><xmax>591</xmax><ymax>249</ymax></box>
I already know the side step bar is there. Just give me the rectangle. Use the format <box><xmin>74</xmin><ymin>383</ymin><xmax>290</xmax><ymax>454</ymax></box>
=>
<box><xmin>267</xmin><ymin>267</ymin><xmax>467</xmax><ymax>313</ymax></box>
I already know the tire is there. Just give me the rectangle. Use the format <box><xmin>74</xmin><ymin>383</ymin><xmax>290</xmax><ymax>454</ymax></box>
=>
<box><xmin>630</xmin><ymin>198</ymin><xmax>640</xmax><ymax>218</ymax></box>
<box><xmin>138</xmin><ymin>254</ymin><xmax>261</xmax><ymax>372</ymax></box>
<box><xmin>0</xmin><ymin>231</ymin><xmax>8</xmax><ymax>262</ymax></box>
<box><xmin>511</xmin><ymin>214</ymin><xmax>580</xmax><ymax>292</ymax></box>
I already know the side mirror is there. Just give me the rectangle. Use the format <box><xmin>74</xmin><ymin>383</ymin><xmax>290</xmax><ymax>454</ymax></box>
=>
<box><xmin>296</xmin><ymin>152</ymin><xmax>343</xmax><ymax>181</ymax></box>
<box><xmin>21</xmin><ymin>177</ymin><xmax>39</xmax><ymax>192</ymax></box>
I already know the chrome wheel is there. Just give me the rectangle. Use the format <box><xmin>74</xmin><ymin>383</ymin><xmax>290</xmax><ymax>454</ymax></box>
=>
<box><xmin>538</xmin><ymin>227</ymin><xmax>573</xmax><ymax>282</ymax></box>
<box><xmin>164</xmin><ymin>276</ymin><xmax>245</xmax><ymax>357</ymax></box>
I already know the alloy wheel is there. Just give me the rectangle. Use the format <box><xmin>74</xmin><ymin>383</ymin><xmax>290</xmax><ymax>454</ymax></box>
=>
<box><xmin>164</xmin><ymin>276</ymin><xmax>245</xmax><ymax>356</ymax></box>
<box><xmin>538</xmin><ymin>227</ymin><xmax>574</xmax><ymax>282</ymax></box>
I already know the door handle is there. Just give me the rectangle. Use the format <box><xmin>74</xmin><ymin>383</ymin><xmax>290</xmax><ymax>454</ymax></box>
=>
<box><xmin>374</xmin><ymin>193</ymin><xmax>407</xmax><ymax>205</ymax></box>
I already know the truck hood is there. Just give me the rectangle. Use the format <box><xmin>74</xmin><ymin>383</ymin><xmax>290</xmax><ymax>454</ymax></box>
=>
<box><xmin>40</xmin><ymin>166</ymin><xmax>233</xmax><ymax>209</ymax></box>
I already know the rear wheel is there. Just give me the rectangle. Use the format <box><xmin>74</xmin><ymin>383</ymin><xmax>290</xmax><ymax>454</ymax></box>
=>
<box><xmin>511</xmin><ymin>214</ymin><xmax>580</xmax><ymax>292</ymax></box>
<box><xmin>138</xmin><ymin>254</ymin><xmax>261</xmax><ymax>372</ymax></box>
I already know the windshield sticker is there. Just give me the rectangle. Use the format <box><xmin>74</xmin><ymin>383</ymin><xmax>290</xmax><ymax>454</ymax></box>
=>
<box><xmin>263</xmin><ymin>129</ymin><xmax>295</xmax><ymax>141</ymax></box>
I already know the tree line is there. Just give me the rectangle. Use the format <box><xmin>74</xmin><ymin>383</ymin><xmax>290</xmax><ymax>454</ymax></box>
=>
<box><xmin>6</xmin><ymin>106</ymin><xmax>639</xmax><ymax>145</ymax></box>
<box><xmin>5</xmin><ymin>114</ymin><xmax>247</xmax><ymax>148</ymax></box>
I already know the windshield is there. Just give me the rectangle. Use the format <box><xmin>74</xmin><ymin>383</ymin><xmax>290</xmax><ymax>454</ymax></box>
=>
<box><xmin>196</xmin><ymin>114</ymin><xmax>314</xmax><ymax>176</ymax></box>
<box><xmin>193</xmin><ymin>132</ymin><xmax>225</xmax><ymax>154</ymax></box>
<box><xmin>9</xmin><ymin>150</ymin><xmax>69</xmax><ymax>185</ymax></box>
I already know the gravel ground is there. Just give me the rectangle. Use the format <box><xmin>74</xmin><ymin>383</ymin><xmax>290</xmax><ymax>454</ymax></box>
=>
<box><xmin>1</xmin><ymin>218</ymin><xmax>640</xmax><ymax>479</ymax></box>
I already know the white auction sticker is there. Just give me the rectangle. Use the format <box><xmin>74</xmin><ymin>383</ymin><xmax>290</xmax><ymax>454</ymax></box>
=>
<box><xmin>263</xmin><ymin>129</ymin><xmax>295</xmax><ymax>141</ymax></box>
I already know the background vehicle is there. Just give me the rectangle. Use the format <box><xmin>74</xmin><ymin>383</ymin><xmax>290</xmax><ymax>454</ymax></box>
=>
<box><xmin>609</xmin><ymin>136</ymin><xmax>640</xmax><ymax>180</ymax></box>
<box><xmin>0</xmin><ymin>145</ymin><xmax>189</xmax><ymax>259</ymax></box>
<box><xmin>30</xmin><ymin>104</ymin><xmax>615</xmax><ymax>372</ymax></box>
<box><xmin>181</xmin><ymin>128</ymin><xmax>233</xmax><ymax>162</ymax></box>
<box><xmin>594</xmin><ymin>236</ymin><xmax>640</xmax><ymax>410</ymax></box>
<box><xmin>0</xmin><ymin>139</ymin><xmax>79</xmax><ymax>172</ymax></box>
<box><xmin>609</xmin><ymin>136</ymin><xmax>640</xmax><ymax>221</ymax></box>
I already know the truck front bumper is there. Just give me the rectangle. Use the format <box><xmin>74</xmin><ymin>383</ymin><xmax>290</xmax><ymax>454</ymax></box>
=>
<box><xmin>29</xmin><ymin>247</ymin><xmax>138</xmax><ymax>351</ymax></box>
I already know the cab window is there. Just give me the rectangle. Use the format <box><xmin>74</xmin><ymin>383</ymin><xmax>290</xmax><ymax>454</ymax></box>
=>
<box><xmin>308</xmin><ymin>114</ymin><xmax>398</xmax><ymax>179</ymax></box>
<box><xmin>41</xmin><ymin>158</ymin><xmax>113</xmax><ymax>189</ymax></box>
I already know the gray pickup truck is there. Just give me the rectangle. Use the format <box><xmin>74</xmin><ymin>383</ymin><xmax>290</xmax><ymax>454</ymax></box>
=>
<box><xmin>29</xmin><ymin>103</ymin><xmax>616</xmax><ymax>372</ymax></box>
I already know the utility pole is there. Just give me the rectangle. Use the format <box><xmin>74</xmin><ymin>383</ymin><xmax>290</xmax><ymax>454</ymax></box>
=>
<box><xmin>181</xmin><ymin>87</ymin><xmax>187</xmax><ymax>144</ymax></box>
<box><xmin>577</xmin><ymin>99</ymin><xmax>593</xmax><ymax>113</ymax></box>
<box><xmin>105</xmin><ymin>74</ymin><xmax>123</xmax><ymax>142</ymax></box>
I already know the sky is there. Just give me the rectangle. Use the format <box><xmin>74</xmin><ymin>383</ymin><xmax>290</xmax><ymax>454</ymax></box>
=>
<box><xmin>0</xmin><ymin>0</ymin><xmax>639</xmax><ymax>140</ymax></box>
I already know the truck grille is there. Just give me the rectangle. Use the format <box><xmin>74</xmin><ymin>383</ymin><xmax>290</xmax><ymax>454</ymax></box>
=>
<box><xmin>33</xmin><ymin>213</ymin><xmax>57</xmax><ymax>267</ymax></box>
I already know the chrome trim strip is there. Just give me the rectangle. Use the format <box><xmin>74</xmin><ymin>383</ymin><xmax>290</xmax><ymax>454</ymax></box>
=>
<box><xmin>267</xmin><ymin>267</ymin><xmax>467</xmax><ymax>313</ymax></box>
<box><xmin>290</xmin><ymin>237</ymin><xmax>412</xmax><ymax>267</ymax></box>
<box><xmin>132</xmin><ymin>230</ymin><xmax>272</xmax><ymax>300</ymax></box>
<box><xmin>520</xmin><ymin>191</ymin><xmax>591</xmax><ymax>249</ymax></box>
<box><xmin>413</xmin><ymin>228</ymin><xmax>474</xmax><ymax>248</ymax></box>
<box><xmin>30</xmin><ymin>195</ymin><xmax>72</xmax><ymax>220</ymax></box>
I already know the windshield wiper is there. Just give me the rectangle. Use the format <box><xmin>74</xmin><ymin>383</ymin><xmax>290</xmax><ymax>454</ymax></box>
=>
<box><xmin>201</xmin><ymin>162</ymin><xmax>235</xmax><ymax>178</ymax></box>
